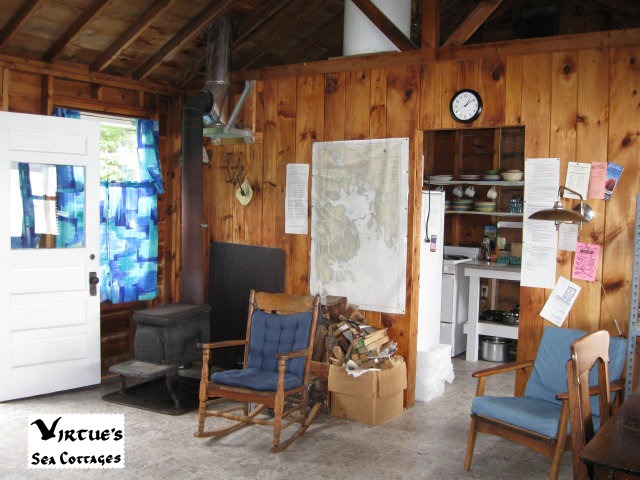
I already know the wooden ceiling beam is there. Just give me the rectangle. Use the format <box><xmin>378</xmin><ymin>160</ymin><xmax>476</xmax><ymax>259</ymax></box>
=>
<box><xmin>350</xmin><ymin>0</ymin><xmax>417</xmax><ymax>51</ymax></box>
<box><xmin>239</xmin><ymin>0</ymin><xmax>327</xmax><ymax>70</ymax></box>
<box><xmin>132</xmin><ymin>0</ymin><xmax>236</xmax><ymax>80</ymax></box>
<box><xmin>282</xmin><ymin>13</ymin><xmax>344</xmax><ymax>65</ymax></box>
<box><xmin>91</xmin><ymin>0</ymin><xmax>175</xmax><ymax>72</ymax></box>
<box><xmin>232</xmin><ymin>0</ymin><xmax>295</xmax><ymax>54</ymax></box>
<box><xmin>422</xmin><ymin>0</ymin><xmax>440</xmax><ymax>49</ymax></box>
<box><xmin>442</xmin><ymin>0</ymin><xmax>505</xmax><ymax>48</ymax></box>
<box><xmin>43</xmin><ymin>0</ymin><xmax>111</xmax><ymax>63</ymax></box>
<box><xmin>0</xmin><ymin>0</ymin><xmax>44</xmax><ymax>50</ymax></box>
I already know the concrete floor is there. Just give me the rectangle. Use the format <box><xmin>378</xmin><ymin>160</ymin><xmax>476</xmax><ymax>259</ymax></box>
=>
<box><xmin>0</xmin><ymin>357</ymin><xmax>573</xmax><ymax>480</ymax></box>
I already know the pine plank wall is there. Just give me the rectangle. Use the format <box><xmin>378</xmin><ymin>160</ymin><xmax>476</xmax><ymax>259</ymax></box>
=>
<box><xmin>2</xmin><ymin>28</ymin><xmax>640</xmax><ymax>403</ymax></box>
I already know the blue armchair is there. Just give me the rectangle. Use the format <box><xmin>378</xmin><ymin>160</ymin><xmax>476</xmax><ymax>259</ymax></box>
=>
<box><xmin>464</xmin><ymin>326</ymin><xmax>627</xmax><ymax>480</ymax></box>
<box><xmin>194</xmin><ymin>290</ymin><xmax>322</xmax><ymax>452</ymax></box>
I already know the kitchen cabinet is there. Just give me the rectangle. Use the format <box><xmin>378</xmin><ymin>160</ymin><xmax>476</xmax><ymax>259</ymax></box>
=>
<box><xmin>424</xmin><ymin>126</ymin><xmax>525</xmax><ymax>248</ymax></box>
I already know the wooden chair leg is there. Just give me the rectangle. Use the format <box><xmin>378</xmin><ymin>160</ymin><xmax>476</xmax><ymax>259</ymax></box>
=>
<box><xmin>549</xmin><ymin>401</ymin><xmax>570</xmax><ymax>480</ymax></box>
<box><xmin>464</xmin><ymin>416</ymin><xmax>478</xmax><ymax>471</ymax></box>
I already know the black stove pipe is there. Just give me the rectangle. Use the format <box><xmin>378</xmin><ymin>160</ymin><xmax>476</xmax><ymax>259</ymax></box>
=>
<box><xmin>180</xmin><ymin>90</ymin><xmax>213</xmax><ymax>305</ymax></box>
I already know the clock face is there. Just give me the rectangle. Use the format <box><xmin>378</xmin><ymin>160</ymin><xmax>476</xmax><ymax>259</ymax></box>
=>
<box><xmin>450</xmin><ymin>89</ymin><xmax>483</xmax><ymax>123</ymax></box>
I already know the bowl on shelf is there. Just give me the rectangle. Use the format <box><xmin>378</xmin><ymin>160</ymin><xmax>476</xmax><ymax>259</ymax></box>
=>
<box><xmin>474</xmin><ymin>201</ymin><xmax>496</xmax><ymax>212</ymax></box>
<box><xmin>501</xmin><ymin>170</ymin><xmax>524</xmax><ymax>181</ymax></box>
<box><xmin>451</xmin><ymin>198</ymin><xmax>473</xmax><ymax>211</ymax></box>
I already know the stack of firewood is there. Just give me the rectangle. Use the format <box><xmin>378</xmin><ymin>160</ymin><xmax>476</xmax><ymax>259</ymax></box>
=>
<box><xmin>312</xmin><ymin>296</ymin><xmax>397</xmax><ymax>370</ymax></box>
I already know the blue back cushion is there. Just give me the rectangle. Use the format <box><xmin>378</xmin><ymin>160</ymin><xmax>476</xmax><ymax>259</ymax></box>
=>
<box><xmin>525</xmin><ymin>327</ymin><xmax>628</xmax><ymax>411</ymax></box>
<box><xmin>246</xmin><ymin>309</ymin><xmax>312</xmax><ymax>379</ymax></box>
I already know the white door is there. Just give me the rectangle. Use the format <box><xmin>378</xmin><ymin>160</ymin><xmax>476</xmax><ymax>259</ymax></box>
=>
<box><xmin>0</xmin><ymin>112</ymin><xmax>101</xmax><ymax>401</ymax></box>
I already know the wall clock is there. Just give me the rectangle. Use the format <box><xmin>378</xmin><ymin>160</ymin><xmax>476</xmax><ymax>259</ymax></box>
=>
<box><xmin>450</xmin><ymin>89</ymin><xmax>483</xmax><ymax>123</ymax></box>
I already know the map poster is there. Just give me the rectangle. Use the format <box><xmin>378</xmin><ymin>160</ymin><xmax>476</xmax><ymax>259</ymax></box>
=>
<box><xmin>310</xmin><ymin>138</ymin><xmax>409</xmax><ymax>314</ymax></box>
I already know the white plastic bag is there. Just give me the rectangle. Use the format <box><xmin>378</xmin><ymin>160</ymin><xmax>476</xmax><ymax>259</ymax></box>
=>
<box><xmin>415</xmin><ymin>344</ymin><xmax>455</xmax><ymax>403</ymax></box>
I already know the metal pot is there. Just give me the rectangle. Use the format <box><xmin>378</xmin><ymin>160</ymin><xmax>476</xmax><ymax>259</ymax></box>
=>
<box><xmin>501</xmin><ymin>311</ymin><xmax>519</xmax><ymax>326</ymax></box>
<box><xmin>481</xmin><ymin>336</ymin><xmax>510</xmax><ymax>362</ymax></box>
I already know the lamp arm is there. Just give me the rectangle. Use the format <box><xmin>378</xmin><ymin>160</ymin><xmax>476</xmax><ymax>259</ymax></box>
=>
<box><xmin>557</xmin><ymin>185</ymin><xmax>584</xmax><ymax>201</ymax></box>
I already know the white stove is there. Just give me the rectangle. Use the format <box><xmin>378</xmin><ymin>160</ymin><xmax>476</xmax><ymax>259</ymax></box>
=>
<box><xmin>440</xmin><ymin>246</ymin><xmax>480</xmax><ymax>356</ymax></box>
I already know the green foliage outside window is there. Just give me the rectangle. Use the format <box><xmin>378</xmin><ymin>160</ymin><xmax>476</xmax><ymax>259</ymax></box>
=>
<box><xmin>99</xmin><ymin>125</ymin><xmax>139</xmax><ymax>181</ymax></box>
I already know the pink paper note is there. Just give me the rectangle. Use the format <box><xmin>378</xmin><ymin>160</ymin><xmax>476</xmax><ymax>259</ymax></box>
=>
<box><xmin>572</xmin><ymin>242</ymin><xmax>600</xmax><ymax>282</ymax></box>
<box><xmin>587</xmin><ymin>162</ymin><xmax>607</xmax><ymax>199</ymax></box>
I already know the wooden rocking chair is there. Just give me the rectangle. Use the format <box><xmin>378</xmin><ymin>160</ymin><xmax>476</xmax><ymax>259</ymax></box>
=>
<box><xmin>194</xmin><ymin>290</ymin><xmax>322</xmax><ymax>452</ymax></box>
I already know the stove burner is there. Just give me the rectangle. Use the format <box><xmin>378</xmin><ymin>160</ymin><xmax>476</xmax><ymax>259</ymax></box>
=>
<box><xmin>444</xmin><ymin>254</ymin><xmax>469</xmax><ymax>261</ymax></box>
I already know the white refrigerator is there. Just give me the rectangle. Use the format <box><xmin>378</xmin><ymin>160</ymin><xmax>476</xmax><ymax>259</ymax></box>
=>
<box><xmin>416</xmin><ymin>190</ymin><xmax>454</xmax><ymax>402</ymax></box>
<box><xmin>417</xmin><ymin>190</ymin><xmax>445</xmax><ymax>350</ymax></box>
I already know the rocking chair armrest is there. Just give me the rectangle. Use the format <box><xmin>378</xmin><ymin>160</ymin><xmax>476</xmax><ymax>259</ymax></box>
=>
<box><xmin>472</xmin><ymin>360</ymin><xmax>534</xmax><ymax>378</ymax></box>
<box><xmin>555</xmin><ymin>378</ymin><xmax>626</xmax><ymax>401</ymax></box>
<box><xmin>197</xmin><ymin>340</ymin><xmax>248</xmax><ymax>350</ymax></box>
<box><xmin>275</xmin><ymin>348</ymin><xmax>312</xmax><ymax>362</ymax></box>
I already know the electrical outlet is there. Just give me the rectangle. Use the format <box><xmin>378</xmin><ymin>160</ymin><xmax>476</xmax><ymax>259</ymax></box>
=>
<box><xmin>481</xmin><ymin>286</ymin><xmax>489</xmax><ymax>298</ymax></box>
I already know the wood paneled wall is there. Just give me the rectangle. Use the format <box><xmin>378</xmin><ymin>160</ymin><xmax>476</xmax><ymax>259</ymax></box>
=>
<box><xmin>205</xmin><ymin>37</ymin><xmax>640</xmax><ymax>402</ymax></box>
<box><xmin>0</xmin><ymin>61</ymin><xmax>181</xmax><ymax>375</ymax></box>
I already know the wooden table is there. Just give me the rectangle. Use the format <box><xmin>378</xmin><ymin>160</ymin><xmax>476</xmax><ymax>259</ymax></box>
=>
<box><xmin>580</xmin><ymin>389</ymin><xmax>640</xmax><ymax>478</ymax></box>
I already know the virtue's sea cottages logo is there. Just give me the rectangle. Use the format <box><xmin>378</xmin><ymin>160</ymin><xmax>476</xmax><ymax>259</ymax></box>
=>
<box><xmin>28</xmin><ymin>414</ymin><xmax>124</xmax><ymax>469</ymax></box>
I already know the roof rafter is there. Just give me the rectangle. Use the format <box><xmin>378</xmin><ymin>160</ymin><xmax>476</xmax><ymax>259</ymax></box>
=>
<box><xmin>91</xmin><ymin>0</ymin><xmax>175</xmax><ymax>72</ymax></box>
<box><xmin>232</xmin><ymin>0</ymin><xmax>295</xmax><ymax>54</ymax></box>
<box><xmin>442</xmin><ymin>0</ymin><xmax>504</xmax><ymax>47</ymax></box>
<box><xmin>0</xmin><ymin>0</ymin><xmax>45</xmax><ymax>50</ymax></box>
<box><xmin>350</xmin><ymin>0</ymin><xmax>417</xmax><ymax>51</ymax></box>
<box><xmin>239</xmin><ymin>0</ymin><xmax>327</xmax><ymax>71</ymax></box>
<box><xmin>282</xmin><ymin>13</ymin><xmax>344</xmax><ymax>65</ymax></box>
<box><xmin>132</xmin><ymin>0</ymin><xmax>236</xmax><ymax>80</ymax></box>
<box><xmin>43</xmin><ymin>0</ymin><xmax>111</xmax><ymax>63</ymax></box>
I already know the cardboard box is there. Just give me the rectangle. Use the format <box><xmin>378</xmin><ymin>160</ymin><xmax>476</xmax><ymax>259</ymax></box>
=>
<box><xmin>328</xmin><ymin>358</ymin><xmax>407</xmax><ymax>425</ymax></box>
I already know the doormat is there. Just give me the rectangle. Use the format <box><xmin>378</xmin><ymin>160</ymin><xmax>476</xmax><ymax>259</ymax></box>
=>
<box><xmin>102</xmin><ymin>377</ymin><xmax>199</xmax><ymax>416</ymax></box>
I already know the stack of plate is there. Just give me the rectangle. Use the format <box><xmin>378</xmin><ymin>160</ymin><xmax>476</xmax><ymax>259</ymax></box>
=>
<box><xmin>459</xmin><ymin>174</ymin><xmax>482</xmax><ymax>180</ymax></box>
<box><xmin>429</xmin><ymin>175</ymin><xmax>453</xmax><ymax>182</ymax></box>
<box><xmin>445</xmin><ymin>200</ymin><xmax>452</xmax><ymax>210</ymax></box>
<box><xmin>451</xmin><ymin>198</ymin><xmax>474</xmax><ymax>211</ymax></box>
<box><xmin>475</xmin><ymin>201</ymin><xmax>497</xmax><ymax>212</ymax></box>
<box><xmin>483</xmin><ymin>174</ymin><xmax>501</xmax><ymax>181</ymax></box>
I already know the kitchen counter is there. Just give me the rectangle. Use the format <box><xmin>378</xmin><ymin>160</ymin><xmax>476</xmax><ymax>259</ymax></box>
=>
<box><xmin>462</xmin><ymin>261</ymin><xmax>521</xmax><ymax>361</ymax></box>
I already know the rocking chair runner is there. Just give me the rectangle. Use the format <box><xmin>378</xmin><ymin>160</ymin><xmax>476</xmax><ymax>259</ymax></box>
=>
<box><xmin>194</xmin><ymin>290</ymin><xmax>322</xmax><ymax>452</ymax></box>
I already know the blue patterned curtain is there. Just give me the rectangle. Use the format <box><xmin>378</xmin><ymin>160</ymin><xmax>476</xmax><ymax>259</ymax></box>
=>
<box><xmin>53</xmin><ymin>107</ymin><xmax>162</xmax><ymax>304</ymax></box>
<box><xmin>11</xmin><ymin>163</ymin><xmax>39</xmax><ymax>248</ymax></box>
<box><xmin>100</xmin><ymin>181</ymin><xmax>158</xmax><ymax>303</ymax></box>
<box><xmin>136</xmin><ymin>119</ymin><xmax>164</xmax><ymax>194</ymax></box>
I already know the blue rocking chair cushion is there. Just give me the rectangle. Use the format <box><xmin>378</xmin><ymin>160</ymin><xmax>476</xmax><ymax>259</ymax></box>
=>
<box><xmin>212</xmin><ymin>309</ymin><xmax>312</xmax><ymax>392</ymax></box>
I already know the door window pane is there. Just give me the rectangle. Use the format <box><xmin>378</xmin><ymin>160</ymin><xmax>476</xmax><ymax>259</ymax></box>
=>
<box><xmin>10</xmin><ymin>162</ymin><xmax>85</xmax><ymax>249</ymax></box>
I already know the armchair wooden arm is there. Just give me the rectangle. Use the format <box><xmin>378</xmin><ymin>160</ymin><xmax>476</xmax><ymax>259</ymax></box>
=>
<box><xmin>472</xmin><ymin>360</ymin><xmax>534</xmax><ymax>397</ymax></box>
<box><xmin>197</xmin><ymin>340</ymin><xmax>248</xmax><ymax>350</ymax></box>
<box><xmin>275</xmin><ymin>348</ymin><xmax>312</xmax><ymax>362</ymax></box>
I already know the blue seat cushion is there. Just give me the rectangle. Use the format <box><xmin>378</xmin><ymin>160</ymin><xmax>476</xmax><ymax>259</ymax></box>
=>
<box><xmin>212</xmin><ymin>368</ymin><xmax>303</xmax><ymax>392</ymax></box>
<box><xmin>472</xmin><ymin>395</ymin><xmax>600</xmax><ymax>437</ymax></box>
<box><xmin>246</xmin><ymin>309</ymin><xmax>312</xmax><ymax>378</ymax></box>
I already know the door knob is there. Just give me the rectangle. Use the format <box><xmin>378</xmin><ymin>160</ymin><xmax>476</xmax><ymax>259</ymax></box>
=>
<box><xmin>89</xmin><ymin>272</ymin><xmax>99</xmax><ymax>296</ymax></box>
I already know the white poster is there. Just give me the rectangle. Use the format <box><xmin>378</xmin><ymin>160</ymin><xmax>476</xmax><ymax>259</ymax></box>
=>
<box><xmin>310</xmin><ymin>138</ymin><xmax>409</xmax><ymax>313</ymax></box>
<box><xmin>521</xmin><ymin>158</ymin><xmax>560</xmax><ymax>289</ymax></box>
<box><xmin>540</xmin><ymin>276</ymin><xmax>581</xmax><ymax>326</ymax></box>
<box><xmin>564</xmin><ymin>162</ymin><xmax>591</xmax><ymax>200</ymax></box>
<box><xmin>284</xmin><ymin>163</ymin><xmax>309</xmax><ymax>234</ymax></box>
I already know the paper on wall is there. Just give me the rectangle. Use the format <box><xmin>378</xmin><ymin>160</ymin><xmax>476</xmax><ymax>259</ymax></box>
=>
<box><xmin>521</xmin><ymin>158</ymin><xmax>560</xmax><ymax>289</ymax></box>
<box><xmin>563</xmin><ymin>162</ymin><xmax>591</xmax><ymax>199</ymax></box>
<box><xmin>558</xmin><ymin>223</ymin><xmax>579</xmax><ymax>252</ymax></box>
<box><xmin>540</xmin><ymin>276</ymin><xmax>581</xmax><ymax>327</ymax></box>
<box><xmin>587</xmin><ymin>162</ymin><xmax>607</xmax><ymax>199</ymax></box>
<box><xmin>285</xmin><ymin>163</ymin><xmax>309</xmax><ymax>234</ymax></box>
<box><xmin>604</xmin><ymin>162</ymin><xmax>623</xmax><ymax>201</ymax></box>
<box><xmin>571</xmin><ymin>242</ymin><xmax>600</xmax><ymax>282</ymax></box>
